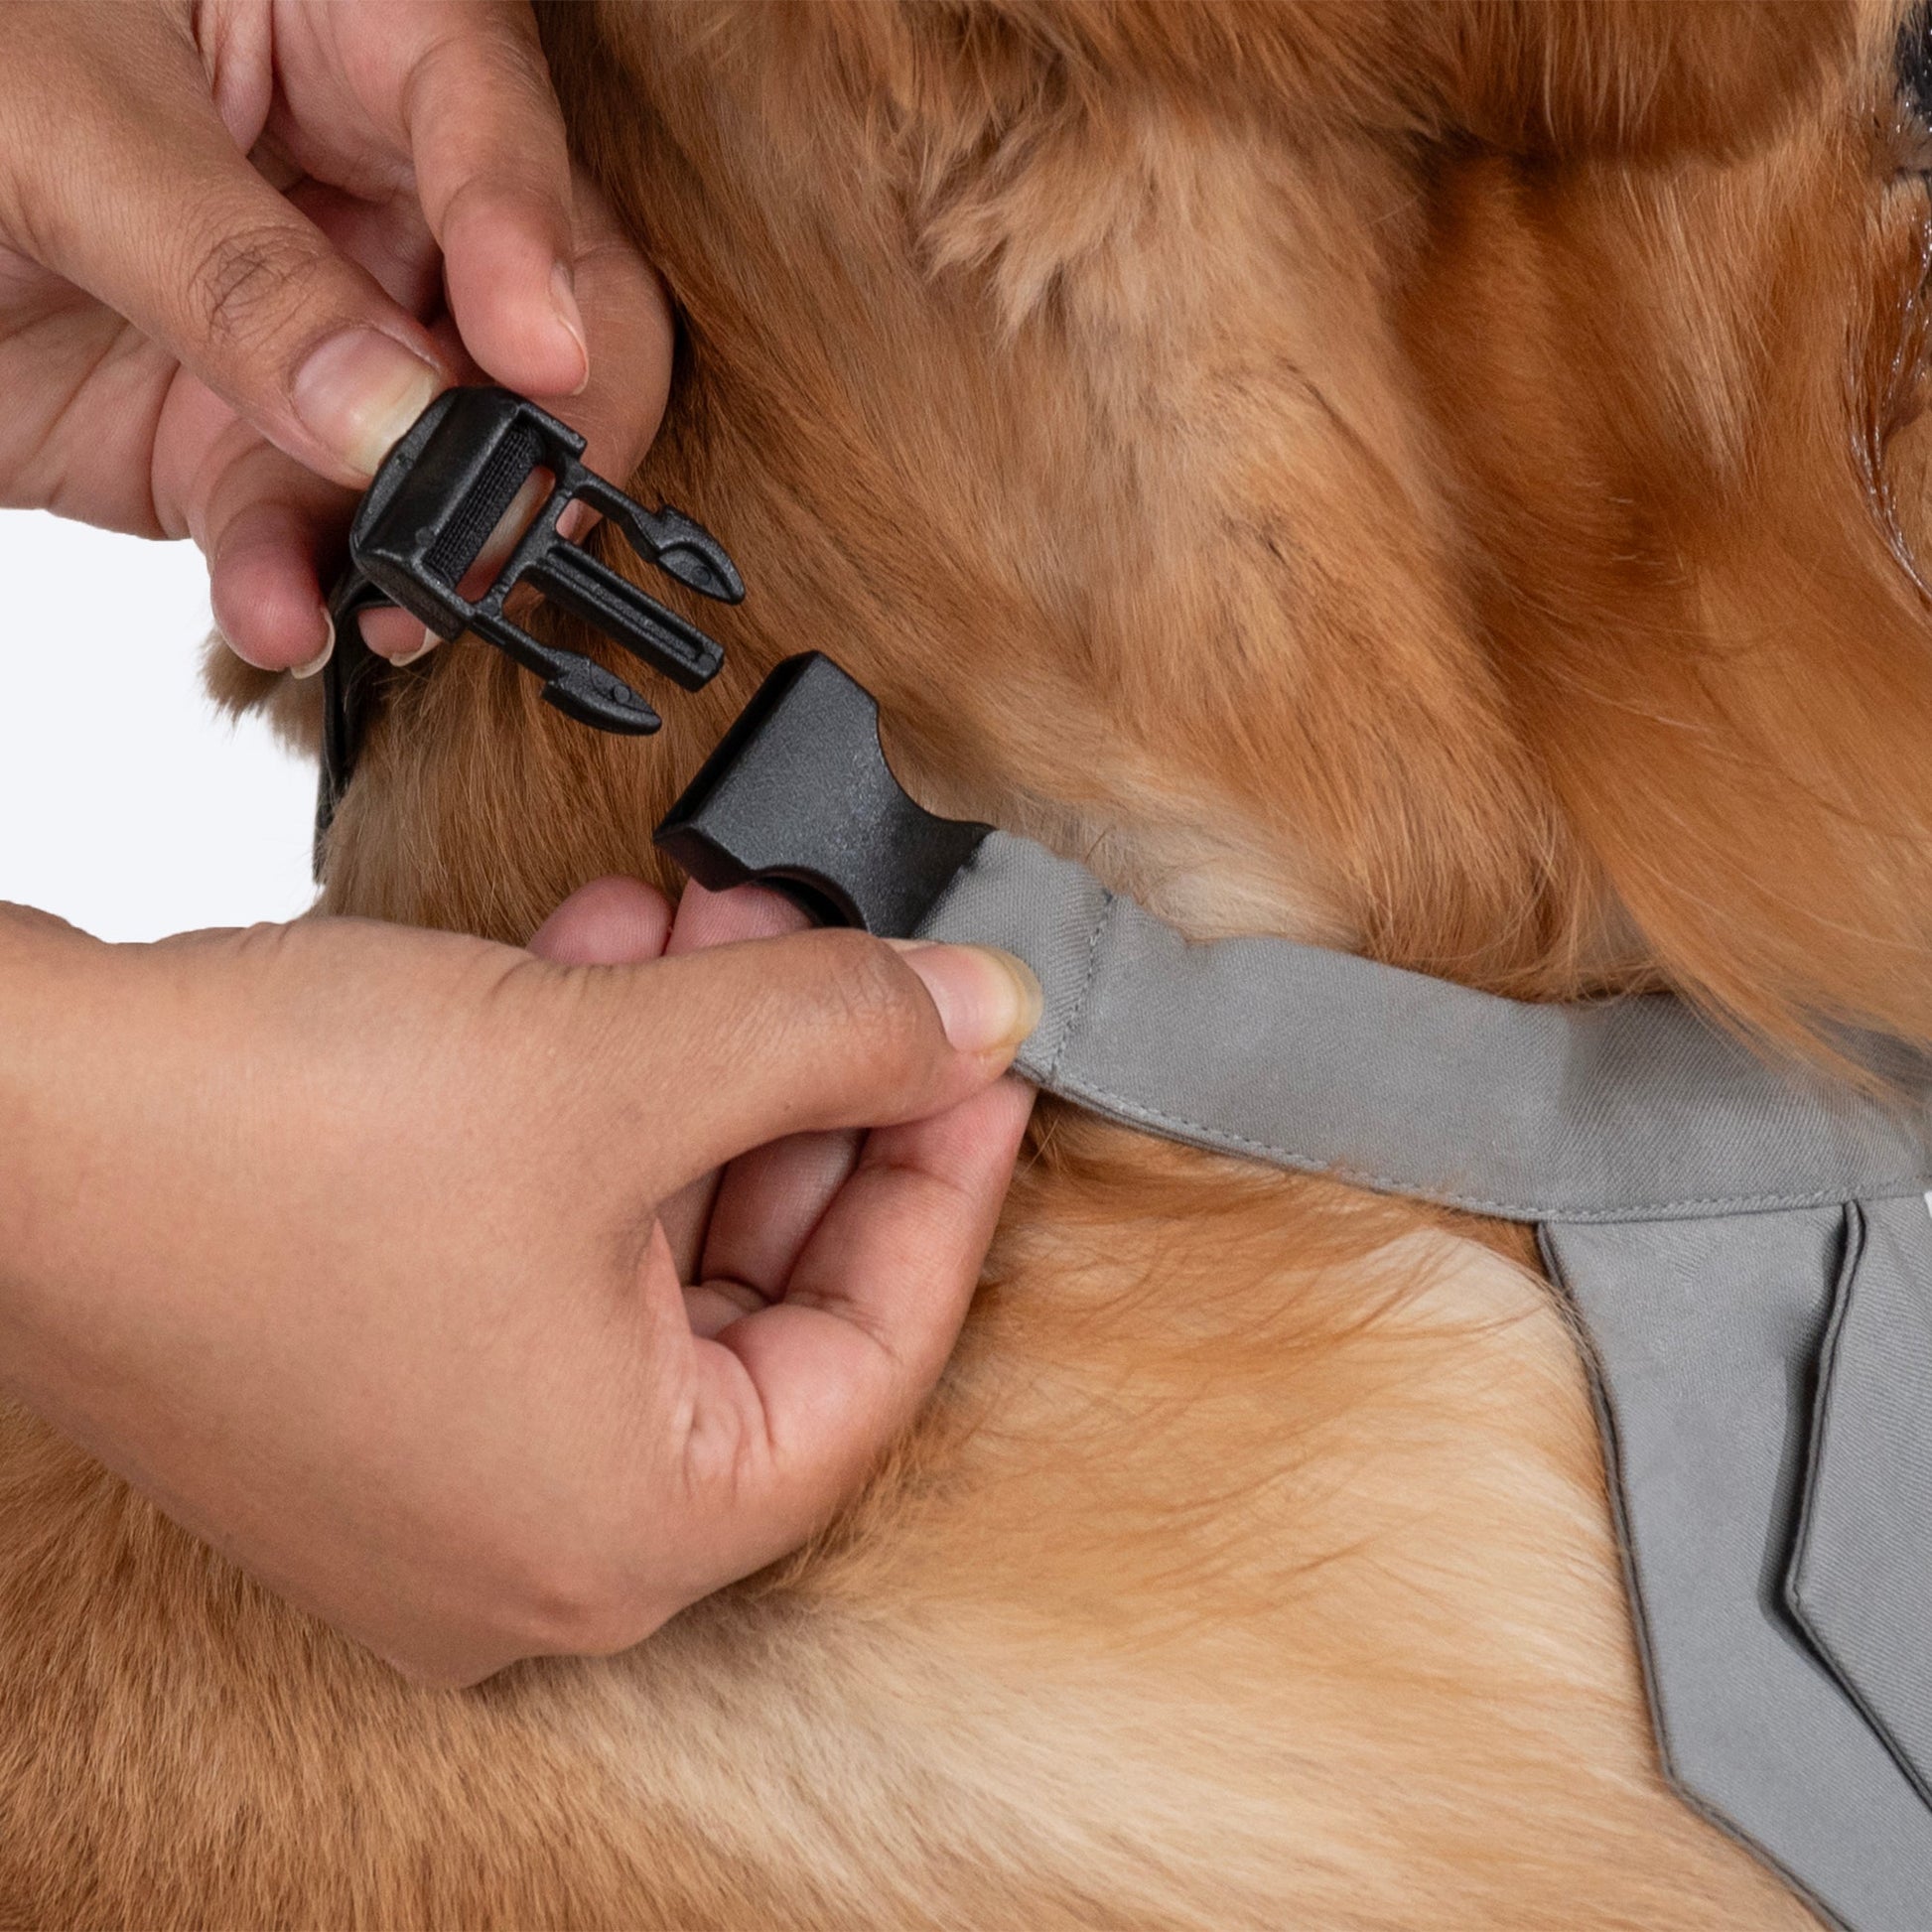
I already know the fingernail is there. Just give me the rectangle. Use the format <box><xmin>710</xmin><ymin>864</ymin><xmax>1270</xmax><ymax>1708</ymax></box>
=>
<box><xmin>549</xmin><ymin>263</ymin><xmax>590</xmax><ymax>395</ymax></box>
<box><xmin>290</xmin><ymin>609</ymin><xmax>335</xmax><ymax>679</ymax></box>
<box><xmin>292</xmin><ymin>329</ymin><xmax>443</xmax><ymax>481</ymax></box>
<box><xmin>896</xmin><ymin>943</ymin><xmax>1042</xmax><ymax>1054</ymax></box>
<box><xmin>386</xmin><ymin>626</ymin><xmax>438</xmax><ymax>668</ymax></box>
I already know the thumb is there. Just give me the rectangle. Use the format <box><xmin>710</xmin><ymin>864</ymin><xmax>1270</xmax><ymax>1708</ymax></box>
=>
<box><xmin>13</xmin><ymin>9</ymin><xmax>445</xmax><ymax>483</ymax></box>
<box><xmin>596</xmin><ymin>927</ymin><xmax>1041</xmax><ymax>1187</ymax></box>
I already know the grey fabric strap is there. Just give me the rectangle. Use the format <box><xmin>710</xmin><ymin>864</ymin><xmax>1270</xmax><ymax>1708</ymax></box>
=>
<box><xmin>916</xmin><ymin>832</ymin><xmax>1932</xmax><ymax>1221</ymax></box>
<box><xmin>915</xmin><ymin>830</ymin><xmax>1932</xmax><ymax>1929</ymax></box>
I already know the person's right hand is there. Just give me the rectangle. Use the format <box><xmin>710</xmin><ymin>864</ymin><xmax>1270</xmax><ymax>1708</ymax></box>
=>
<box><xmin>0</xmin><ymin>889</ymin><xmax>1038</xmax><ymax>1688</ymax></box>
<box><xmin>0</xmin><ymin>0</ymin><xmax>670</xmax><ymax>672</ymax></box>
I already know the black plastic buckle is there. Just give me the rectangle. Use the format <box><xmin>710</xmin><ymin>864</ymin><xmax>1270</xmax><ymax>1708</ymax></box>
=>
<box><xmin>313</xmin><ymin>393</ymin><xmax>987</xmax><ymax>937</ymax></box>
<box><xmin>316</xmin><ymin>386</ymin><xmax>742</xmax><ymax>858</ymax></box>
<box><xmin>654</xmin><ymin>653</ymin><xmax>991</xmax><ymax>936</ymax></box>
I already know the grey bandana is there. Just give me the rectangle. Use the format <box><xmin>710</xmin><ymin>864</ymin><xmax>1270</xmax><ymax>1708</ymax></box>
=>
<box><xmin>918</xmin><ymin>831</ymin><xmax>1932</xmax><ymax>1932</ymax></box>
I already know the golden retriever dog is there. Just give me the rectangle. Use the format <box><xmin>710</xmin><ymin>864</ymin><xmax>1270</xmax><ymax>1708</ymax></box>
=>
<box><xmin>8</xmin><ymin>1</ymin><xmax>1932</xmax><ymax>1924</ymax></box>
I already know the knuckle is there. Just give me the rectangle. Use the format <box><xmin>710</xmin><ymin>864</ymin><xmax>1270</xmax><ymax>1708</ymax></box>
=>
<box><xmin>185</xmin><ymin>216</ymin><xmax>333</xmax><ymax>353</ymax></box>
<box><xmin>465</xmin><ymin>21</ymin><xmax>563</xmax><ymax>119</ymax></box>
<box><xmin>508</xmin><ymin>1536</ymin><xmax>646</xmax><ymax>1659</ymax></box>
<box><xmin>798</xmin><ymin>931</ymin><xmax>929</xmax><ymax>1062</ymax></box>
<box><xmin>439</xmin><ymin>169</ymin><xmax>556</xmax><ymax>244</ymax></box>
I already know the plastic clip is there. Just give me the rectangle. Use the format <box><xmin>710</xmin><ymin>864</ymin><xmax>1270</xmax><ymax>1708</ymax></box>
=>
<box><xmin>655</xmin><ymin>653</ymin><xmax>991</xmax><ymax>937</ymax></box>
<box><xmin>317</xmin><ymin>386</ymin><xmax>742</xmax><ymax>856</ymax></box>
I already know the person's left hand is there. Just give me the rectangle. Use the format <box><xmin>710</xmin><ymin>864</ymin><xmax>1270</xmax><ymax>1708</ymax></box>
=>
<box><xmin>0</xmin><ymin>872</ymin><xmax>1038</xmax><ymax>1686</ymax></box>
<box><xmin>0</xmin><ymin>0</ymin><xmax>669</xmax><ymax>672</ymax></box>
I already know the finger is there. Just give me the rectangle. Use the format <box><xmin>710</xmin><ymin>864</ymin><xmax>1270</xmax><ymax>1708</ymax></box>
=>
<box><xmin>156</xmin><ymin>396</ymin><xmax>351</xmax><ymax>671</ymax></box>
<box><xmin>670</xmin><ymin>860</ymin><xmax>865</xmax><ymax>1291</ymax></box>
<box><xmin>292</xmin><ymin>176</ymin><xmax>444</xmax><ymax>320</ymax></box>
<box><xmin>580</xmin><ymin>932</ymin><xmax>1039</xmax><ymax>1191</ymax></box>
<box><xmin>551</xmin><ymin>170</ymin><xmax>676</xmax><ymax>482</ymax></box>
<box><xmin>395</xmin><ymin>3</ymin><xmax>587</xmax><ymax>398</ymax></box>
<box><xmin>149</xmin><ymin>182</ymin><xmax>452</xmax><ymax>668</ymax></box>
<box><xmin>141</xmin><ymin>402</ymin><xmax>337</xmax><ymax>674</ymax></box>
<box><xmin>17</xmin><ymin>14</ymin><xmax>450</xmax><ymax>485</ymax></box>
<box><xmin>657</xmin><ymin>882</ymin><xmax>814</xmax><ymax>1276</ymax></box>
<box><xmin>698</xmin><ymin>1127</ymin><xmax>863</xmax><ymax>1305</ymax></box>
<box><xmin>666</xmin><ymin>879</ymin><xmax>813</xmax><ymax>953</ymax></box>
<box><xmin>525</xmin><ymin>876</ymin><xmax>672</xmax><ymax>965</ymax></box>
<box><xmin>207</xmin><ymin>483</ymin><xmax>341</xmax><ymax>674</ymax></box>
<box><xmin>679</xmin><ymin>1074</ymin><xmax>1035</xmax><ymax>1573</ymax></box>
<box><xmin>681</xmin><ymin>1278</ymin><xmax>770</xmax><ymax>1341</ymax></box>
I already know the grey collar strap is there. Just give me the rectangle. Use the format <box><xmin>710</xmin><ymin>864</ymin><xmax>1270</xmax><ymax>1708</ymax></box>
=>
<box><xmin>916</xmin><ymin>831</ymin><xmax>1932</xmax><ymax>1223</ymax></box>
<box><xmin>915</xmin><ymin>830</ymin><xmax>1932</xmax><ymax>1932</ymax></box>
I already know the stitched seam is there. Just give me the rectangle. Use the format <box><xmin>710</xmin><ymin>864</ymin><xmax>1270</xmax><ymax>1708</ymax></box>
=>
<box><xmin>1044</xmin><ymin>1071</ymin><xmax>1931</xmax><ymax>1221</ymax></box>
<box><xmin>1045</xmin><ymin>890</ymin><xmax>1113</xmax><ymax>1083</ymax></box>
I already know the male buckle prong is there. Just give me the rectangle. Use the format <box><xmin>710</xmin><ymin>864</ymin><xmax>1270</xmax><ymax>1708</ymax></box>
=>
<box><xmin>338</xmin><ymin>385</ymin><xmax>742</xmax><ymax>736</ymax></box>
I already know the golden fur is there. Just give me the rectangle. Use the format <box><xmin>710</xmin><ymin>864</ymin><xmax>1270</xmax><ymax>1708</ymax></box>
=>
<box><xmin>11</xmin><ymin>1</ymin><xmax>1932</xmax><ymax>1923</ymax></box>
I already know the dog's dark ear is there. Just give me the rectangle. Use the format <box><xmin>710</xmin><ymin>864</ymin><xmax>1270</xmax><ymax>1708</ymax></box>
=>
<box><xmin>1396</xmin><ymin>0</ymin><xmax>1857</xmax><ymax>156</ymax></box>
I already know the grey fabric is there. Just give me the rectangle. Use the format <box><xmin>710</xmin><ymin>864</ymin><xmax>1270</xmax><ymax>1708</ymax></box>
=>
<box><xmin>913</xmin><ymin>829</ymin><xmax>1932</xmax><ymax>1930</ymax></box>
<box><xmin>1787</xmin><ymin>1193</ymin><xmax>1932</xmax><ymax>1809</ymax></box>
<box><xmin>916</xmin><ymin>832</ymin><xmax>1932</xmax><ymax>1222</ymax></box>
<box><xmin>1543</xmin><ymin>1212</ymin><xmax>1932</xmax><ymax>1932</ymax></box>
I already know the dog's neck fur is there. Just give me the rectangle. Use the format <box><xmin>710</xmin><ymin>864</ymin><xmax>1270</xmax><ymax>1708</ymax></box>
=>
<box><xmin>578</xmin><ymin>6</ymin><xmax>1580</xmax><ymax>979</ymax></box>
<box><xmin>324</xmin><ymin>7</ymin><xmax>1569</xmax><ymax>983</ymax></box>
<box><xmin>315</xmin><ymin>1</ymin><xmax>1932</xmax><ymax>1076</ymax></box>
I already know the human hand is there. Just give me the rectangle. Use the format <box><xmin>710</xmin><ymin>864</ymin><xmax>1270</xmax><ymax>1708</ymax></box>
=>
<box><xmin>0</xmin><ymin>0</ymin><xmax>666</xmax><ymax>670</ymax></box>
<box><xmin>0</xmin><ymin>890</ymin><xmax>1037</xmax><ymax>1686</ymax></box>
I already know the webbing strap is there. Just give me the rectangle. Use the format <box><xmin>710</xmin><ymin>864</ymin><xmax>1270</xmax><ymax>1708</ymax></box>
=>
<box><xmin>915</xmin><ymin>831</ymin><xmax>1932</xmax><ymax>1220</ymax></box>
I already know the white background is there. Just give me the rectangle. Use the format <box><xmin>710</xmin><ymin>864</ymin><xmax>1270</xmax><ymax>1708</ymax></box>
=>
<box><xmin>0</xmin><ymin>510</ymin><xmax>317</xmax><ymax>941</ymax></box>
